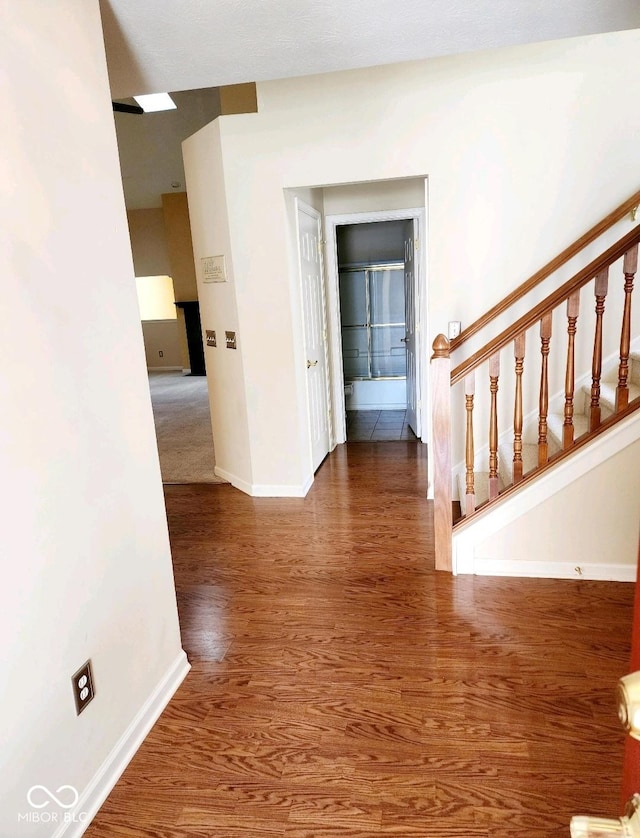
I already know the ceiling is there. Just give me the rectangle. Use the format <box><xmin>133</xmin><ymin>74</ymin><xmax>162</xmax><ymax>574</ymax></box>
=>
<box><xmin>114</xmin><ymin>88</ymin><xmax>221</xmax><ymax>209</ymax></box>
<box><xmin>105</xmin><ymin>0</ymin><xmax>640</xmax><ymax>210</ymax></box>
<box><xmin>101</xmin><ymin>0</ymin><xmax>640</xmax><ymax>99</ymax></box>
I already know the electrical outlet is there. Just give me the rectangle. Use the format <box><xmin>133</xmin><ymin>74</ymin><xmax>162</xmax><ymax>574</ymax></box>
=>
<box><xmin>158</xmin><ymin>350</ymin><xmax>164</xmax><ymax>358</ymax></box>
<box><xmin>72</xmin><ymin>660</ymin><xmax>95</xmax><ymax>715</ymax></box>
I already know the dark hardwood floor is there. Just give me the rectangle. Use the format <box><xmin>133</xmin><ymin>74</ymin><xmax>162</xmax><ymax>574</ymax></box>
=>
<box><xmin>85</xmin><ymin>442</ymin><xmax>634</xmax><ymax>837</ymax></box>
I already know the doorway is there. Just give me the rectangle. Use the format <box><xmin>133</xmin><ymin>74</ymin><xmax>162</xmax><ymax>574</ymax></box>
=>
<box><xmin>326</xmin><ymin>208</ymin><xmax>425</xmax><ymax>444</ymax></box>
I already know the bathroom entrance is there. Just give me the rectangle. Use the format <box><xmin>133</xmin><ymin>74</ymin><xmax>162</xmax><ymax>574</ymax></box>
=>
<box><xmin>335</xmin><ymin>218</ymin><xmax>420</xmax><ymax>441</ymax></box>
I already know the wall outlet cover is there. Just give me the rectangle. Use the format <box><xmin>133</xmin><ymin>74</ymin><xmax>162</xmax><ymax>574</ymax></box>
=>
<box><xmin>72</xmin><ymin>660</ymin><xmax>95</xmax><ymax>715</ymax></box>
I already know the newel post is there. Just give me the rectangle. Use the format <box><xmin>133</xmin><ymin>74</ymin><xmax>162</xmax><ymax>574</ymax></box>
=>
<box><xmin>431</xmin><ymin>334</ymin><xmax>452</xmax><ymax>572</ymax></box>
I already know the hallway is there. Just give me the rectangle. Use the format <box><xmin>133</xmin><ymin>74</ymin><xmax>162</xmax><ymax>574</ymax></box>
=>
<box><xmin>85</xmin><ymin>443</ymin><xmax>633</xmax><ymax>836</ymax></box>
<box><xmin>346</xmin><ymin>409</ymin><xmax>418</xmax><ymax>441</ymax></box>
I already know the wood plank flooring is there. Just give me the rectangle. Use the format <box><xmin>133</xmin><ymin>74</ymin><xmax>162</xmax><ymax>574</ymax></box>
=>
<box><xmin>84</xmin><ymin>442</ymin><xmax>634</xmax><ymax>837</ymax></box>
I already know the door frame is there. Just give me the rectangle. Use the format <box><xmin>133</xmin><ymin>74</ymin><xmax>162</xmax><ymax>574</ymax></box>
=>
<box><xmin>295</xmin><ymin>198</ymin><xmax>333</xmax><ymax>471</ymax></box>
<box><xmin>324</xmin><ymin>206</ymin><xmax>428</xmax><ymax>445</ymax></box>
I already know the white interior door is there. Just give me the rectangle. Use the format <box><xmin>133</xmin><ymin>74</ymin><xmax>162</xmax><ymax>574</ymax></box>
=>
<box><xmin>297</xmin><ymin>201</ymin><xmax>331</xmax><ymax>471</ymax></box>
<box><xmin>403</xmin><ymin>219</ymin><xmax>421</xmax><ymax>436</ymax></box>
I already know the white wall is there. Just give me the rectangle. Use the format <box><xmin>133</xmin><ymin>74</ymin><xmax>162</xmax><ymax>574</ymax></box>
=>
<box><xmin>184</xmin><ymin>29</ymin><xmax>640</xmax><ymax>494</ymax></box>
<box><xmin>0</xmin><ymin>2</ymin><xmax>186</xmax><ymax>834</ymax></box>
<box><xmin>346</xmin><ymin>379</ymin><xmax>407</xmax><ymax>410</ymax></box>
<box><xmin>182</xmin><ymin>120</ymin><xmax>254</xmax><ymax>491</ymax></box>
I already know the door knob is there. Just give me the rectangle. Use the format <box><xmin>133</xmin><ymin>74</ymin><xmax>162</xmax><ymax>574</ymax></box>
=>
<box><xmin>571</xmin><ymin>815</ymin><xmax>630</xmax><ymax>836</ymax></box>
<box><xmin>306</xmin><ymin>360</ymin><xmax>318</xmax><ymax>369</ymax></box>
<box><xmin>617</xmin><ymin>671</ymin><xmax>640</xmax><ymax>739</ymax></box>
<box><xmin>400</xmin><ymin>337</ymin><xmax>408</xmax><ymax>343</ymax></box>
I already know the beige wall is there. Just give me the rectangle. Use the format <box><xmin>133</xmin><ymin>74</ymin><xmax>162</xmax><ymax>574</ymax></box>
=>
<box><xmin>127</xmin><ymin>208</ymin><xmax>172</xmax><ymax>277</ymax></box>
<box><xmin>162</xmin><ymin>192</ymin><xmax>199</xmax><ymax>369</ymax></box>
<box><xmin>0</xmin><ymin>2</ymin><xmax>185</xmax><ymax>832</ymax></box>
<box><xmin>142</xmin><ymin>320</ymin><xmax>183</xmax><ymax>369</ymax></box>
<box><xmin>161</xmin><ymin>192</ymin><xmax>198</xmax><ymax>301</ymax></box>
<box><xmin>219</xmin><ymin>82</ymin><xmax>258</xmax><ymax>115</ymax></box>
<box><xmin>184</xmin><ymin>29</ymin><xmax>640</xmax><ymax>495</ymax></box>
<box><xmin>115</xmin><ymin>87</ymin><xmax>222</xmax><ymax>209</ymax></box>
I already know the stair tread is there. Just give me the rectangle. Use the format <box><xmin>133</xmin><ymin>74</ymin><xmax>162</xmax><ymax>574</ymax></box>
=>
<box><xmin>497</xmin><ymin>441</ymin><xmax>539</xmax><ymax>483</ymax></box>
<box><xmin>546</xmin><ymin>410</ymin><xmax>589</xmax><ymax>443</ymax></box>
<box><xmin>597</xmin><ymin>380</ymin><xmax>640</xmax><ymax>409</ymax></box>
<box><xmin>456</xmin><ymin>470</ymin><xmax>504</xmax><ymax>510</ymax></box>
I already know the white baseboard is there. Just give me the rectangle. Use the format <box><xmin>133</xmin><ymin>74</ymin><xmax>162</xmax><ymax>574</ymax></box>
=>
<box><xmin>214</xmin><ymin>466</ymin><xmax>313</xmax><ymax>497</ymax></box>
<box><xmin>146</xmin><ymin>366</ymin><xmax>183</xmax><ymax>372</ymax></box>
<box><xmin>346</xmin><ymin>402</ymin><xmax>407</xmax><ymax>411</ymax></box>
<box><xmin>182</xmin><ymin>368</ymin><xmax>191</xmax><ymax>375</ymax></box>
<box><xmin>214</xmin><ymin>466</ymin><xmax>253</xmax><ymax>494</ymax></box>
<box><xmin>458</xmin><ymin>557</ymin><xmax>635</xmax><ymax>582</ymax></box>
<box><xmin>54</xmin><ymin>651</ymin><xmax>190</xmax><ymax>838</ymax></box>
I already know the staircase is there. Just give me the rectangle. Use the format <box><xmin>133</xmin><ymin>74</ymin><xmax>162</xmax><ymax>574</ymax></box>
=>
<box><xmin>431</xmin><ymin>189</ymin><xmax>640</xmax><ymax>577</ymax></box>
<box><xmin>457</xmin><ymin>349</ymin><xmax>640</xmax><ymax>506</ymax></box>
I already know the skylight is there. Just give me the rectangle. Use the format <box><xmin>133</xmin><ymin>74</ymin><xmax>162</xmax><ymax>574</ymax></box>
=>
<box><xmin>133</xmin><ymin>93</ymin><xmax>177</xmax><ymax>113</ymax></box>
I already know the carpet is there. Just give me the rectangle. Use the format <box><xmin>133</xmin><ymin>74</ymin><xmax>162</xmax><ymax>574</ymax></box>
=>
<box><xmin>148</xmin><ymin>371</ymin><xmax>227</xmax><ymax>484</ymax></box>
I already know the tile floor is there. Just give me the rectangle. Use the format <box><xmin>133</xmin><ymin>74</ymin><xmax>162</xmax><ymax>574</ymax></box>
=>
<box><xmin>346</xmin><ymin>409</ymin><xmax>418</xmax><ymax>441</ymax></box>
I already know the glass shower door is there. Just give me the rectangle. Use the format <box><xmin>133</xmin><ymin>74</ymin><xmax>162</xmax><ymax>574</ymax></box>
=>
<box><xmin>339</xmin><ymin>269</ymin><xmax>370</xmax><ymax>380</ymax></box>
<box><xmin>369</xmin><ymin>268</ymin><xmax>406</xmax><ymax>378</ymax></box>
<box><xmin>339</xmin><ymin>264</ymin><xmax>406</xmax><ymax>381</ymax></box>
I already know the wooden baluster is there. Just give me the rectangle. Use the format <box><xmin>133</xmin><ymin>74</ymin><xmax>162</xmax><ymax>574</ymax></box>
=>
<box><xmin>512</xmin><ymin>333</ymin><xmax>526</xmax><ymax>484</ymax></box>
<box><xmin>616</xmin><ymin>244</ymin><xmax>638</xmax><ymax>411</ymax></box>
<box><xmin>590</xmin><ymin>268</ymin><xmax>609</xmax><ymax>431</ymax></box>
<box><xmin>488</xmin><ymin>352</ymin><xmax>500</xmax><ymax>500</ymax></box>
<box><xmin>464</xmin><ymin>373</ymin><xmax>475</xmax><ymax>515</ymax></box>
<box><xmin>538</xmin><ymin>312</ymin><xmax>552</xmax><ymax>466</ymax></box>
<box><xmin>563</xmin><ymin>290</ymin><xmax>580</xmax><ymax>449</ymax></box>
<box><xmin>431</xmin><ymin>335</ymin><xmax>452</xmax><ymax>572</ymax></box>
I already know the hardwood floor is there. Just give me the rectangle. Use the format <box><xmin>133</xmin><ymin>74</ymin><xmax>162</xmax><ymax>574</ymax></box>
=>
<box><xmin>85</xmin><ymin>442</ymin><xmax>634</xmax><ymax>837</ymax></box>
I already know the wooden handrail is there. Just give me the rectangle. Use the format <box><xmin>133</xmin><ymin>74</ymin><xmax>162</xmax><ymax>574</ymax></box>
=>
<box><xmin>450</xmin><ymin>189</ymin><xmax>640</xmax><ymax>352</ymax></box>
<box><xmin>451</xmin><ymin>225</ymin><xmax>640</xmax><ymax>385</ymax></box>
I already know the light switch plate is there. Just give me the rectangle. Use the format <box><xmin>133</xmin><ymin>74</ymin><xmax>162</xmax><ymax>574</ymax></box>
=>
<box><xmin>448</xmin><ymin>321</ymin><xmax>462</xmax><ymax>340</ymax></box>
<box><xmin>225</xmin><ymin>331</ymin><xmax>237</xmax><ymax>349</ymax></box>
<box><xmin>206</xmin><ymin>329</ymin><xmax>216</xmax><ymax>347</ymax></box>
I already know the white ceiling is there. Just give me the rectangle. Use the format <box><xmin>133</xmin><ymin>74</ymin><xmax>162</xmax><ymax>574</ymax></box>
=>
<box><xmin>102</xmin><ymin>0</ymin><xmax>640</xmax><ymax>99</ymax></box>
<box><xmin>105</xmin><ymin>0</ymin><xmax>640</xmax><ymax>209</ymax></box>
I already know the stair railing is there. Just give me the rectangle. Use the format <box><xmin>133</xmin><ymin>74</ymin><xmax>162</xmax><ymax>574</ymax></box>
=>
<box><xmin>432</xmin><ymin>197</ymin><xmax>640</xmax><ymax>572</ymax></box>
